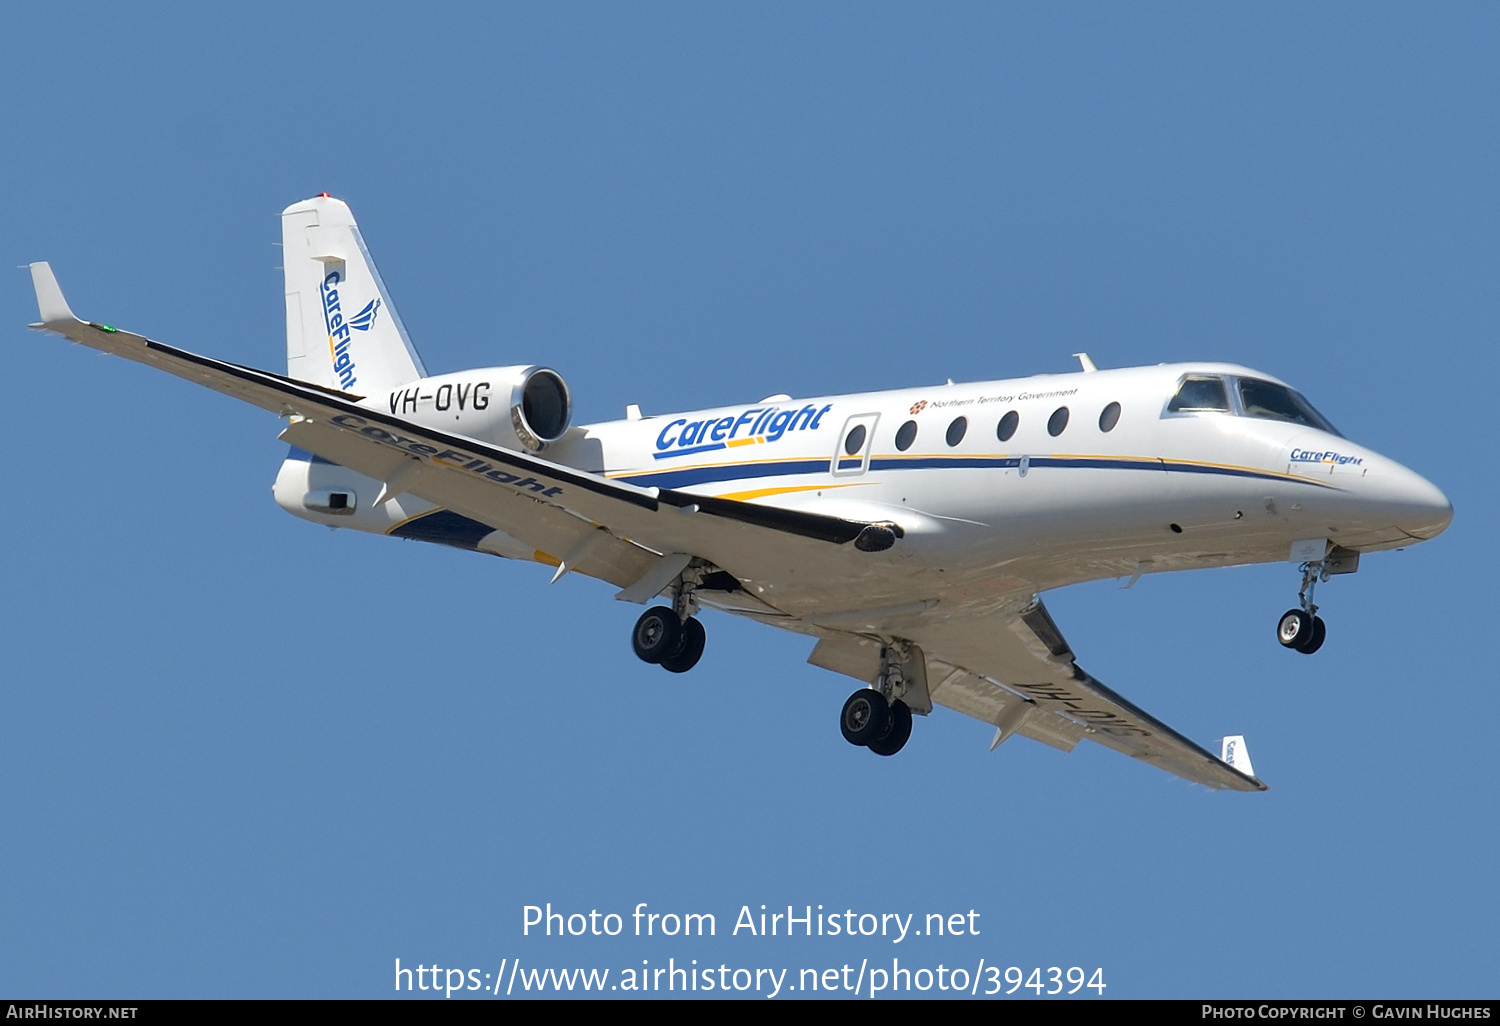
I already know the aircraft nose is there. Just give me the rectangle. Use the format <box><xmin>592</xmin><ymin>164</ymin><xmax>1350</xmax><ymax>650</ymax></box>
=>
<box><xmin>1383</xmin><ymin>463</ymin><xmax>1453</xmax><ymax>540</ymax></box>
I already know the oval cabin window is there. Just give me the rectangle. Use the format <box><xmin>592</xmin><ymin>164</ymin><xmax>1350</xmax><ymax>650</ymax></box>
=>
<box><xmin>1048</xmin><ymin>406</ymin><xmax>1070</xmax><ymax>437</ymax></box>
<box><xmin>997</xmin><ymin>410</ymin><xmax>1019</xmax><ymax>442</ymax></box>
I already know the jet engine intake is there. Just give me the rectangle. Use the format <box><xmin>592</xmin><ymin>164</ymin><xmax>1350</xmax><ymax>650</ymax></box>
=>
<box><xmin>362</xmin><ymin>365</ymin><xmax>573</xmax><ymax>452</ymax></box>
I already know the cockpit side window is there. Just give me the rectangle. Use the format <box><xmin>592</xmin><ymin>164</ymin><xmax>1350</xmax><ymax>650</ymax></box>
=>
<box><xmin>1167</xmin><ymin>376</ymin><xmax>1230</xmax><ymax>412</ymax></box>
<box><xmin>1237</xmin><ymin>378</ymin><xmax>1341</xmax><ymax>436</ymax></box>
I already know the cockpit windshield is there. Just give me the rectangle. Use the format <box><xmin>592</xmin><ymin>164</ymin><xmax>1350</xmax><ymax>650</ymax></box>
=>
<box><xmin>1167</xmin><ymin>376</ymin><xmax>1230</xmax><ymax>412</ymax></box>
<box><xmin>1164</xmin><ymin>373</ymin><xmax>1343</xmax><ymax>437</ymax></box>
<box><xmin>1237</xmin><ymin>378</ymin><xmax>1341</xmax><ymax>436</ymax></box>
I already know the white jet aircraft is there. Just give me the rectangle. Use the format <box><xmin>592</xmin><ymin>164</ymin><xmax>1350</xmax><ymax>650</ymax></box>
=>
<box><xmin>27</xmin><ymin>195</ymin><xmax>1453</xmax><ymax>791</ymax></box>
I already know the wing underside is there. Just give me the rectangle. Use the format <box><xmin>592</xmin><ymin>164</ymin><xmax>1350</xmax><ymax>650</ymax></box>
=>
<box><xmin>812</xmin><ymin>595</ymin><xmax>1267</xmax><ymax>791</ymax></box>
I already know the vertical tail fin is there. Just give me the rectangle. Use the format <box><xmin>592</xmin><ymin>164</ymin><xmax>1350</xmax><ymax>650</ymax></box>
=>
<box><xmin>281</xmin><ymin>195</ymin><xmax>427</xmax><ymax>395</ymax></box>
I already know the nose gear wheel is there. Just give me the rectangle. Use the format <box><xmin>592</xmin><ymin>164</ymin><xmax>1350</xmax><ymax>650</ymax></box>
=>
<box><xmin>1278</xmin><ymin>609</ymin><xmax>1313</xmax><ymax>649</ymax></box>
<box><xmin>1277</xmin><ymin>560</ymin><xmax>1331</xmax><ymax>655</ymax></box>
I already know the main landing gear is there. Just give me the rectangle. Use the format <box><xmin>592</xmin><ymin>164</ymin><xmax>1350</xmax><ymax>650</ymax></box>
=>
<box><xmin>841</xmin><ymin>689</ymin><xmax>913</xmax><ymax>756</ymax></box>
<box><xmin>840</xmin><ymin>643</ymin><xmax>918</xmax><ymax>757</ymax></box>
<box><xmin>1277</xmin><ymin>559</ymin><xmax>1329</xmax><ymax>655</ymax></box>
<box><xmin>631</xmin><ymin>577</ymin><xmax>706</xmax><ymax>673</ymax></box>
<box><xmin>632</xmin><ymin>607</ymin><xmax>706</xmax><ymax>672</ymax></box>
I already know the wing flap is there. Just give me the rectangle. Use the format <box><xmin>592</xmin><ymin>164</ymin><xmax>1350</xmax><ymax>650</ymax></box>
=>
<box><xmin>927</xmin><ymin>660</ymin><xmax>1085</xmax><ymax>753</ymax></box>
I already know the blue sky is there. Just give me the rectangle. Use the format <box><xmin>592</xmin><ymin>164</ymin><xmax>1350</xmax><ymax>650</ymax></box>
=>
<box><xmin>2</xmin><ymin>3</ymin><xmax>1495</xmax><ymax>998</ymax></box>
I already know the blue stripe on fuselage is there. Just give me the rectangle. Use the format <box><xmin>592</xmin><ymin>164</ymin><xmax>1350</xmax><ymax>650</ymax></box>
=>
<box><xmin>613</xmin><ymin>453</ymin><xmax>1329</xmax><ymax>489</ymax></box>
<box><xmin>868</xmin><ymin>455</ymin><xmax>1022</xmax><ymax>471</ymax></box>
<box><xmin>616</xmin><ymin>458</ymin><xmax>831</xmax><ymax>489</ymax></box>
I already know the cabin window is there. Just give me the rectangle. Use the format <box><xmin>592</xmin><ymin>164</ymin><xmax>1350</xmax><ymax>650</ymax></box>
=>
<box><xmin>1168</xmin><ymin>376</ymin><xmax>1230</xmax><ymax>412</ymax></box>
<box><xmin>895</xmin><ymin>420</ymin><xmax>917</xmax><ymax>451</ymax></box>
<box><xmin>997</xmin><ymin>410</ymin><xmax>1019</xmax><ymax>442</ymax></box>
<box><xmin>843</xmin><ymin>424</ymin><xmax>867</xmax><ymax>455</ymax></box>
<box><xmin>1099</xmin><ymin>401</ymin><xmax>1121</xmax><ymax>432</ymax></box>
<box><xmin>1237</xmin><ymin>378</ymin><xmax>1341</xmax><ymax>435</ymax></box>
<box><xmin>946</xmin><ymin>417</ymin><xmax>967</xmax><ymax>447</ymax></box>
<box><xmin>1048</xmin><ymin>406</ymin><xmax>1069</xmax><ymax>437</ymax></box>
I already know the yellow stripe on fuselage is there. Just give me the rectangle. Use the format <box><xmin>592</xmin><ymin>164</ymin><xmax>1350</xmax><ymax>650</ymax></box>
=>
<box><xmin>715</xmin><ymin>482</ymin><xmax>871</xmax><ymax>502</ymax></box>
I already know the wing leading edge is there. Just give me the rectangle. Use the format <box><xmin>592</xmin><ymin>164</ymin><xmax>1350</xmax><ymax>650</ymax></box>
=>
<box><xmin>27</xmin><ymin>264</ymin><xmax>878</xmax><ymax>596</ymax></box>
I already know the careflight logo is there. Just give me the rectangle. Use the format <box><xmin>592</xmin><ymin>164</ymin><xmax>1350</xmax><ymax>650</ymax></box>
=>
<box><xmin>321</xmin><ymin>271</ymin><xmax>364</xmax><ymax>391</ymax></box>
<box><xmin>348</xmin><ymin>298</ymin><xmax>381</xmax><ymax>332</ymax></box>
<box><xmin>653</xmin><ymin>404</ymin><xmax>833</xmax><ymax>460</ymax></box>
<box><xmin>1289</xmin><ymin>448</ymin><xmax>1363</xmax><ymax>467</ymax></box>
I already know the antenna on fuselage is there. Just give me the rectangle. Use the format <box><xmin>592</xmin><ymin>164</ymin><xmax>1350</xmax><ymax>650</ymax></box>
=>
<box><xmin>1074</xmin><ymin>353</ymin><xmax>1098</xmax><ymax>372</ymax></box>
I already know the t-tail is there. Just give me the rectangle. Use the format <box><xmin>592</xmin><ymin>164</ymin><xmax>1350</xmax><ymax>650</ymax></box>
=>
<box><xmin>280</xmin><ymin>195</ymin><xmax>427</xmax><ymax>395</ymax></box>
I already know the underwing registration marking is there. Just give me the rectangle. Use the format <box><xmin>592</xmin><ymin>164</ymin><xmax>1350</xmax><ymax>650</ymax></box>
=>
<box><xmin>329</xmin><ymin>413</ymin><xmax>565</xmax><ymax>498</ymax></box>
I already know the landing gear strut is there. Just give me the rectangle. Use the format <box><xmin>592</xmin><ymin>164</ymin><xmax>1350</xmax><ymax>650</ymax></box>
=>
<box><xmin>1278</xmin><ymin>560</ymin><xmax>1328</xmax><ymax>655</ymax></box>
<box><xmin>840</xmin><ymin>643</ymin><xmax>917</xmax><ymax>756</ymax></box>
<box><xmin>630</xmin><ymin>572</ymin><xmax>707</xmax><ymax>673</ymax></box>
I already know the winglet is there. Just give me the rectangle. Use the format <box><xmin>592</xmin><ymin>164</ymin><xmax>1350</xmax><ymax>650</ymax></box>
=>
<box><xmin>29</xmin><ymin>262</ymin><xmax>82</xmax><ymax>326</ymax></box>
<box><xmin>1220</xmin><ymin>735</ymin><xmax>1256</xmax><ymax>779</ymax></box>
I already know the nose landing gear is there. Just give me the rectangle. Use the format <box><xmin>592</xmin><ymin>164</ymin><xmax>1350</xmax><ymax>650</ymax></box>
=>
<box><xmin>1277</xmin><ymin>560</ymin><xmax>1328</xmax><ymax>655</ymax></box>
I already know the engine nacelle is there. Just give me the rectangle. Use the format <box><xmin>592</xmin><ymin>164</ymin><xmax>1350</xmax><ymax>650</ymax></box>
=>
<box><xmin>360</xmin><ymin>365</ymin><xmax>572</xmax><ymax>452</ymax></box>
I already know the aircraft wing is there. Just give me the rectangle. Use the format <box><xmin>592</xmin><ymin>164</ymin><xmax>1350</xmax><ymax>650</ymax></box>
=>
<box><xmin>909</xmin><ymin>598</ymin><xmax>1268</xmax><ymax>791</ymax></box>
<box><xmin>29</xmin><ymin>264</ymin><xmax>1266</xmax><ymax>791</ymax></box>
<box><xmin>26</xmin><ymin>263</ymin><xmax>877</xmax><ymax>598</ymax></box>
